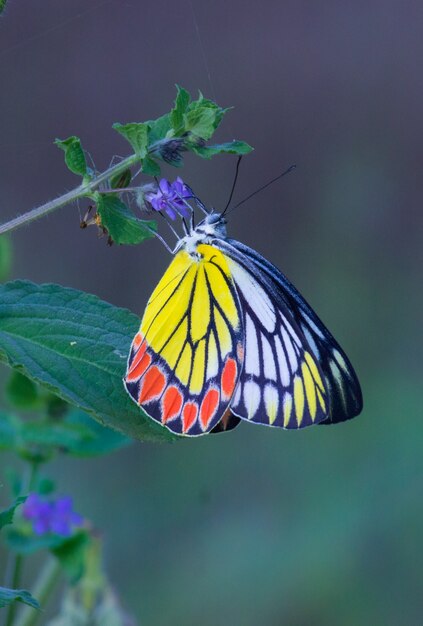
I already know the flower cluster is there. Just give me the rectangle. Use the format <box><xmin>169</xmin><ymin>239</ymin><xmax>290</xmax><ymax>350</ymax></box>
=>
<box><xmin>144</xmin><ymin>177</ymin><xmax>192</xmax><ymax>220</ymax></box>
<box><xmin>23</xmin><ymin>493</ymin><xmax>83</xmax><ymax>537</ymax></box>
<box><xmin>151</xmin><ymin>137</ymin><xmax>187</xmax><ymax>167</ymax></box>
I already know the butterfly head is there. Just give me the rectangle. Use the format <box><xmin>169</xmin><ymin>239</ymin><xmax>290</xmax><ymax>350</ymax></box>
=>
<box><xmin>194</xmin><ymin>211</ymin><xmax>227</xmax><ymax>238</ymax></box>
<box><xmin>178</xmin><ymin>211</ymin><xmax>227</xmax><ymax>256</ymax></box>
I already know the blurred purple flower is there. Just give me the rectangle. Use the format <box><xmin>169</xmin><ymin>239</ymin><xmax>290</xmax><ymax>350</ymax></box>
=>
<box><xmin>23</xmin><ymin>493</ymin><xmax>83</xmax><ymax>537</ymax></box>
<box><xmin>145</xmin><ymin>177</ymin><xmax>192</xmax><ymax>220</ymax></box>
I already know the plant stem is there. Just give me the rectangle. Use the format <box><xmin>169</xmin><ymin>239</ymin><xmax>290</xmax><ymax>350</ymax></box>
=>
<box><xmin>0</xmin><ymin>153</ymin><xmax>139</xmax><ymax>236</ymax></box>
<box><xmin>15</xmin><ymin>557</ymin><xmax>61</xmax><ymax>626</ymax></box>
<box><xmin>4</xmin><ymin>555</ymin><xmax>24</xmax><ymax>626</ymax></box>
<box><xmin>4</xmin><ymin>461</ymin><xmax>40</xmax><ymax>626</ymax></box>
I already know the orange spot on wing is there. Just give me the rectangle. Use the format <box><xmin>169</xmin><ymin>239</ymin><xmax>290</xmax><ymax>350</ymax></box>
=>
<box><xmin>139</xmin><ymin>366</ymin><xmax>166</xmax><ymax>404</ymax></box>
<box><xmin>162</xmin><ymin>386</ymin><xmax>183</xmax><ymax>423</ymax></box>
<box><xmin>182</xmin><ymin>402</ymin><xmax>198</xmax><ymax>433</ymax></box>
<box><xmin>127</xmin><ymin>338</ymin><xmax>147</xmax><ymax>374</ymax></box>
<box><xmin>133</xmin><ymin>333</ymin><xmax>143</xmax><ymax>349</ymax></box>
<box><xmin>200</xmin><ymin>388</ymin><xmax>220</xmax><ymax>430</ymax></box>
<box><xmin>126</xmin><ymin>352</ymin><xmax>151</xmax><ymax>382</ymax></box>
<box><xmin>221</xmin><ymin>358</ymin><xmax>237</xmax><ymax>400</ymax></box>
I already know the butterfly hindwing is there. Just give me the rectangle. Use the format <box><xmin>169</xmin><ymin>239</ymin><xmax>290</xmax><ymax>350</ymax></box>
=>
<box><xmin>124</xmin><ymin>244</ymin><xmax>244</xmax><ymax>436</ymax></box>
<box><xmin>209</xmin><ymin>246</ymin><xmax>330</xmax><ymax>428</ymax></box>
<box><xmin>220</xmin><ymin>238</ymin><xmax>363</xmax><ymax>424</ymax></box>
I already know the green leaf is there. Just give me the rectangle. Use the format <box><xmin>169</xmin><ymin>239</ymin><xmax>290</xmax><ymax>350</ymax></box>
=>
<box><xmin>0</xmin><ymin>496</ymin><xmax>26</xmax><ymax>530</ymax></box>
<box><xmin>1</xmin><ymin>410</ymin><xmax>129</xmax><ymax>458</ymax></box>
<box><xmin>110</xmin><ymin>168</ymin><xmax>132</xmax><ymax>190</ymax></box>
<box><xmin>147</xmin><ymin>113</ymin><xmax>172</xmax><ymax>144</ymax></box>
<box><xmin>55</xmin><ymin>136</ymin><xmax>88</xmax><ymax>178</ymax></box>
<box><xmin>52</xmin><ymin>532</ymin><xmax>90</xmax><ymax>584</ymax></box>
<box><xmin>0</xmin><ymin>586</ymin><xmax>39</xmax><ymax>610</ymax></box>
<box><xmin>0</xmin><ymin>412</ymin><xmax>94</xmax><ymax>459</ymax></box>
<box><xmin>0</xmin><ymin>235</ymin><xmax>12</xmax><ymax>282</ymax></box>
<box><xmin>171</xmin><ymin>85</ymin><xmax>190</xmax><ymax>133</ymax></box>
<box><xmin>142</xmin><ymin>155</ymin><xmax>161</xmax><ymax>176</ymax></box>
<box><xmin>6</xmin><ymin>529</ymin><xmax>70</xmax><ymax>554</ymax></box>
<box><xmin>186</xmin><ymin>93</ymin><xmax>229</xmax><ymax>134</ymax></box>
<box><xmin>65</xmin><ymin>411</ymin><xmax>130</xmax><ymax>457</ymax></box>
<box><xmin>20</xmin><ymin>421</ymin><xmax>94</xmax><ymax>450</ymax></box>
<box><xmin>184</xmin><ymin>107</ymin><xmax>217</xmax><ymax>141</ymax></box>
<box><xmin>113</xmin><ymin>123</ymin><xmax>149</xmax><ymax>158</ymax></box>
<box><xmin>6</xmin><ymin>371</ymin><xmax>39</xmax><ymax>409</ymax></box>
<box><xmin>0</xmin><ymin>0</ymin><xmax>8</xmax><ymax>15</ymax></box>
<box><xmin>96</xmin><ymin>194</ymin><xmax>156</xmax><ymax>245</ymax></box>
<box><xmin>193</xmin><ymin>140</ymin><xmax>254</xmax><ymax>159</ymax></box>
<box><xmin>0</xmin><ymin>281</ymin><xmax>178</xmax><ymax>442</ymax></box>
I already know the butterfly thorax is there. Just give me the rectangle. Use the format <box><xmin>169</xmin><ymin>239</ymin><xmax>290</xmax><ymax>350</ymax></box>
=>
<box><xmin>180</xmin><ymin>211</ymin><xmax>227</xmax><ymax>257</ymax></box>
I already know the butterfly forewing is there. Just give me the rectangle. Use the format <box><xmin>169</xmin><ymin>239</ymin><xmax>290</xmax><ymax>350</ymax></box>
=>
<box><xmin>124</xmin><ymin>244</ymin><xmax>244</xmax><ymax>436</ymax></box>
<box><xmin>219</xmin><ymin>238</ymin><xmax>363</xmax><ymax>424</ymax></box>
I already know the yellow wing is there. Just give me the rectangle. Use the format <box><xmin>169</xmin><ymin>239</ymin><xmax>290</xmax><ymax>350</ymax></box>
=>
<box><xmin>124</xmin><ymin>244</ymin><xmax>244</xmax><ymax>436</ymax></box>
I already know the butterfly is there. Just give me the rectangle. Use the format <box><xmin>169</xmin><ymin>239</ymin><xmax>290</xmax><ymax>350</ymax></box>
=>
<box><xmin>124</xmin><ymin>182</ymin><xmax>363</xmax><ymax>436</ymax></box>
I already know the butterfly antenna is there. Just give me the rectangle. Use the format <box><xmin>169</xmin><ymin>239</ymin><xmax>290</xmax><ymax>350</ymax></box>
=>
<box><xmin>226</xmin><ymin>164</ymin><xmax>297</xmax><ymax>215</ymax></box>
<box><xmin>222</xmin><ymin>156</ymin><xmax>243</xmax><ymax>216</ymax></box>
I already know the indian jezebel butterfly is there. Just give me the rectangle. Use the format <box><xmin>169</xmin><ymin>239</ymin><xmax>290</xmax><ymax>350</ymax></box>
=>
<box><xmin>124</xmin><ymin>179</ymin><xmax>362</xmax><ymax>436</ymax></box>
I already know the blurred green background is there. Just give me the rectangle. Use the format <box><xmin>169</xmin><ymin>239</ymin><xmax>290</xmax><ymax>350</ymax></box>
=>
<box><xmin>1</xmin><ymin>1</ymin><xmax>423</xmax><ymax>624</ymax></box>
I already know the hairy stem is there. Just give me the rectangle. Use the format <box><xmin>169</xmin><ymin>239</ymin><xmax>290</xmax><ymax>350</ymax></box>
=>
<box><xmin>0</xmin><ymin>153</ymin><xmax>139</xmax><ymax>236</ymax></box>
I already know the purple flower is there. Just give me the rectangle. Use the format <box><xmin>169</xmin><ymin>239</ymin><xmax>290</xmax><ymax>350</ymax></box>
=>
<box><xmin>145</xmin><ymin>177</ymin><xmax>192</xmax><ymax>221</ymax></box>
<box><xmin>23</xmin><ymin>493</ymin><xmax>83</xmax><ymax>537</ymax></box>
<box><xmin>172</xmin><ymin>177</ymin><xmax>191</xmax><ymax>200</ymax></box>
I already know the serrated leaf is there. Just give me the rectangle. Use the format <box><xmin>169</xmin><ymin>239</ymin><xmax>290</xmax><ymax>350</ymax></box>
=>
<box><xmin>0</xmin><ymin>281</ymin><xmax>178</xmax><ymax>442</ymax></box>
<box><xmin>187</xmin><ymin>94</ymin><xmax>229</xmax><ymax>132</ymax></box>
<box><xmin>184</xmin><ymin>107</ymin><xmax>217</xmax><ymax>141</ymax></box>
<box><xmin>0</xmin><ymin>235</ymin><xmax>12</xmax><ymax>282</ymax></box>
<box><xmin>55</xmin><ymin>137</ymin><xmax>88</xmax><ymax>178</ymax></box>
<box><xmin>0</xmin><ymin>586</ymin><xmax>40</xmax><ymax>610</ymax></box>
<box><xmin>52</xmin><ymin>532</ymin><xmax>90</xmax><ymax>584</ymax></box>
<box><xmin>6</xmin><ymin>371</ymin><xmax>39</xmax><ymax>409</ymax></box>
<box><xmin>0</xmin><ymin>496</ymin><xmax>26</xmax><ymax>530</ymax></box>
<box><xmin>171</xmin><ymin>85</ymin><xmax>190</xmax><ymax>133</ymax></box>
<box><xmin>113</xmin><ymin>123</ymin><xmax>149</xmax><ymax>158</ymax></box>
<box><xmin>96</xmin><ymin>195</ymin><xmax>156</xmax><ymax>245</ymax></box>
<box><xmin>110</xmin><ymin>168</ymin><xmax>132</xmax><ymax>190</ymax></box>
<box><xmin>142</xmin><ymin>155</ymin><xmax>161</xmax><ymax>176</ymax></box>
<box><xmin>147</xmin><ymin>113</ymin><xmax>172</xmax><ymax>144</ymax></box>
<box><xmin>193</xmin><ymin>140</ymin><xmax>254</xmax><ymax>159</ymax></box>
<box><xmin>65</xmin><ymin>411</ymin><xmax>130</xmax><ymax>457</ymax></box>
